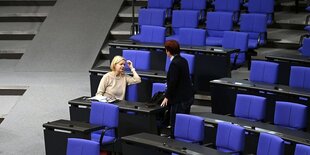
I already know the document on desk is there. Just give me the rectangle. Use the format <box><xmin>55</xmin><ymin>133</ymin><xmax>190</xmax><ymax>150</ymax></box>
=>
<box><xmin>255</xmin><ymin>127</ymin><xmax>278</xmax><ymax>135</ymax></box>
<box><xmin>89</xmin><ymin>96</ymin><xmax>116</xmax><ymax>103</ymax></box>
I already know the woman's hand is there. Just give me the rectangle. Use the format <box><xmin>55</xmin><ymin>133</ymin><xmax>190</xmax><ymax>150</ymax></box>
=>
<box><xmin>160</xmin><ymin>98</ymin><xmax>168</xmax><ymax>107</ymax></box>
<box><xmin>127</xmin><ymin>60</ymin><xmax>134</xmax><ymax>70</ymax></box>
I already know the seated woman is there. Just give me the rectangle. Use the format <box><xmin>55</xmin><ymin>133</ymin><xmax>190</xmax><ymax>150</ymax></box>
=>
<box><xmin>95</xmin><ymin>55</ymin><xmax>141</xmax><ymax>101</ymax></box>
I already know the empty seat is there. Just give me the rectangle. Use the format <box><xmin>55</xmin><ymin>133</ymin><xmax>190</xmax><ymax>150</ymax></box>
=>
<box><xmin>216</xmin><ymin>122</ymin><xmax>245</xmax><ymax>154</ymax></box>
<box><xmin>289</xmin><ymin>66</ymin><xmax>310</xmax><ymax>89</ymax></box>
<box><xmin>294</xmin><ymin>144</ymin><xmax>310</xmax><ymax>155</ymax></box>
<box><xmin>123</xmin><ymin>50</ymin><xmax>151</xmax><ymax>101</ymax></box>
<box><xmin>147</xmin><ymin>0</ymin><xmax>173</xmax><ymax>17</ymax></box>
<box><xmin>222</xmin><ymin>31</ymin><xmax>248</xmax><ymax>66</ymax></box>
<box><xmin>298</xmin><ymin>37</ymin><xmax>310</xmax><ymax>56</ymax></box>
<box><xmin>67</xmin><ymin>138</ymin><xmax>100</xmax><ymax>155</ymax></box>
<box><xmin>239</xmin><ymin>13</ymin><xmax>267</xmax><ymax>49</ymax></box>
<box><xmin>249</xmin><ymin>60</ymin><xmax>279</xmax><ymax>84</ymax></box>
<box><xmin>205</xmin><ymin>12</ymin><xmax>234</xmax><ymax>46</ymax></box>
<box><xmin>179</xmin><ymin>28</ymin><xmax>206</xmax><ymax>46</ymax></box>
<box><xmin>138</xmin><ymin>8</ymin><xmax>166</xmax><ymax>27</ymax></box>
<box><xmin>130</xmin><ymin>25</ymin><xmax>166</xmax><ymax>44</ymax></box>
<box><xmin>213</xmin><ymin>0</ymin><xmax>240</xmax><ymax>22</ymax></box>
<box><xmin>174</xmin><ymin>114</ymin><xmax>204</xmax><ymax>143</ymax></box>
<box><xmin>256</xmin><ymin>133</ymin><xmax>284</xmax><ymax>155</ymax></box>
<box><xmin>152</xmin><ymin>83</ymin><xmax>166</xmax><ymax>97</ymax></box>
<box><xmin>234</xmin><ymin>94</ymin><xmax>266</xmax><ymax>121</ymax></box>
<box><xmin>274</xmin><ymin>101</ymin><xmax>307</xmax><ymax>130</ymax></box>
<box><xmin>166</xmin><ymin>10</ymin><xmax>199</xmax><ymax>42</ymax></box>
<box><xmin>180</xmin><ymin>0</ymin><xmax>207</xmax><ymax>21</ymax></box>
<box><xmin>244</xmin><ymin>0</ymin><xmax>274</xmax><ymax>25</ymax></box>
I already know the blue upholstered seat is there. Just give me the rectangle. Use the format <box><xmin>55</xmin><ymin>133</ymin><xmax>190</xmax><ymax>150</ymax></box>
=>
<box><xmin>244</xmin><ymin>0</ymin><xmax>274</xmax><ymax>25</ymax></box>
<box><xmin>256</xmin><ymin>133</ymin><xmax>284</xmax><ymax>155</ymax></box>
<box><xmin>213</xmin><ymin>0</ymin><xmax>240</xmax><ymax>22</ymax></box>
<box><xmin>249</xmin><ymin>60</ymin><xmax>279</xmax><ymax>84</ymax></box>
<box><xmin>222</xmin><ymin>31</ymin><xmax>248</xmax><ymax>65</ymax></box>
<box><xmin>274</xmin><ymin>101</ymin><xmax>307</xmax><ymax>130</ymax></box>
<box><xmin>294</xmin><ymin>144</ymin><xmax>310</xmax><ymax>155</ymax></box>
<box><xmin>67</xmin><ymin>138</ymin><xmax>100</xmax><ymax>155</ymax></box>
<box><xmin>205</xmin><ymin>12</ymin><xmax>233</xmax><ymax>46</ymax></box>
<box><xmin>298</xmin><ymin>38</ymin><xmax>310</xmax><ymax>56</ymax></box>
<box><xmin>152</xmin><ymin>83</ymin><xmax>166</xmax><ymax>97</ymax></box>
<box><xmin>130</xmin><ymin>25</ymin><xmax>166</xmax><ymax>44</ymax></box>
<box><xmin>179</xmin><ymin>28</ymin><xmax>206</xmax><ymax>46</ymax></box>
<box><xmin>289</xmin><ymin>66</ymin><xmax>310</xmax><ymax>89</ymax></box>
<box><xmin>174</xmin><ymin>114</ymin><xmax>204</xmax><ymax>143</ymax></box>
<box><xmin>234</xmin><ymin>94</ymin><xmax>266</xmax><ymax>121</ymax></box>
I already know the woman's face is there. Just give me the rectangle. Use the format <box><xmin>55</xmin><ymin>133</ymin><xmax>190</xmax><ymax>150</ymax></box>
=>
<box><xmin>115</xmin><ymin>59</ymin><xmax>125</xmax><ymax>73</ymax></box>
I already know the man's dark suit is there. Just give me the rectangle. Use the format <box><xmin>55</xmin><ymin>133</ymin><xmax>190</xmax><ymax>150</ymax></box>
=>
<box><xmin>165</xmin><ymin>54</ymin><xmax>194</xmax><ymax>130</ymax></box>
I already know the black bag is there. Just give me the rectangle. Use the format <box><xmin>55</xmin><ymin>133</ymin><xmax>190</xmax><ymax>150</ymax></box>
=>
<box><xmin>149</xmin><ymin>91</ymin><xmax>165</xmax><ymax>105</ymax></box>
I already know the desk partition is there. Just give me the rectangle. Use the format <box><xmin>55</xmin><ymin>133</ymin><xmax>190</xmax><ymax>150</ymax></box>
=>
<box><xmin>266</xmin><ymin>53</ymin><xmax>310</xmax><ymax>85</ymax></box>
<box><xmin>210</xmin><ymin>78</ymin><xmax>310</xmax><ymax>131</ymax></box>
<box><xmin>90</xmin><ymin>40</ymin><xmax>238</xmax><ymax>98</ymax></box>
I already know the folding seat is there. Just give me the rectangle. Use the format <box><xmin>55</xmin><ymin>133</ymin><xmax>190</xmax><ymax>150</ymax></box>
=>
<box><xmin>274</xmin><ymin>101</ymin><xmax>307</xmax><ymax>130</ymax></box>
<box><xmin>294</xmin><ymin>144</ymin><xmax>310</xmax><ymax>155</ymax></box>
<box><xmin>234</xmin><ymin>94</ymin><xmax>266</xmax><ymax>121</ymax></box>
<box><xmin>215</xmin><ymin>122</ymin><xmax>245</xmax><ymax>154</ymax></box>
<box><xmin>222</xmin><ymin>31</ymin><xmax>248</xmax><ymax>66</ymax></box>
<box><xmin>213</xmin><ymin>0</ymin><xmax>240</xmax><ymax>22</ymax></box>
<box><xmin>130</xmin><ymin>25</ymin><xmax>166</xmax><ymax>44</ymax></box>
<box><xmin>180</xmin><ymin>0</ymin><xmax>207</xmax><ymax>21</ymax></box>
<box><xmin>243</xmin><ymin>0</ymin><xmax>274</xmax><ymax>25</ymax></box>
<box><xmin>147</xmin><ymin>0</ymin><xmax>174</xmax><ymax>18</ymax></box>
<box><xmin>166</xmin><ymin>10</ymin><xmax>199</xmax><ymax>42</ymax></box>
<box><xmin>123</xmin><ymin>50</ymin><xmax>151</xmax><ymax>101</ymax></box>
<box><xmin>178</xmin><ymin>28</ymin><xmax>206</xmax><ymax>47</ymax></box>
<box><xmin>298</xmin><ymin>37</ymin><xmax>310</xmax><ymax>56</ymax></box>
<box><xmin>67</xmin><ymin>138</ymin><xmax>100</xmax><ymax>155</ymax></box>
<box><xmin>137</xmin><ymin>8</ymin><xmax>166</xmax><ymax>27</ymax></box>
<box><xmin>239</xmin><ymin>13</ymin><xmax>267</xmax><ymax>49</ymax></box>
<box><xmin>89</xmin><ymin>102</ymin><xmax>119</xmax><ymax>152</ymax></box>
<box><xmin>249</xmin><ymin>60</ymin><xmax>279</xmax><ymax>84</ymax></box>
<box><xmin>289</xmin><ymin>66</ymin><xmax>310</xmax><ymax>89</ymax></box>
<box><xmin>205</xmin><ymin>12</ymin><xmax>234</xmax><ymax>46</ymax></box>
<box><xmin>165</xmin><ymin>53</ymin><xmax>195</xmax><ymax>75</ymax></box>
<box><xmin>174</xmin><ymin>114</ymin><xmax>204</xmax><ymax>143</ymax></box>
<box><xmin>256</xmin><ymin>133</ymin><xmax>284</xmax><ymax>155</ymax></box>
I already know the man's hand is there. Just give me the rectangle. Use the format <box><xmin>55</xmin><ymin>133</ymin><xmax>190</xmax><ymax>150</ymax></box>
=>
<box><xmin>160</xmin><ymin>98</ymin><xmax>168</xmax><ymax>107</ymax></box>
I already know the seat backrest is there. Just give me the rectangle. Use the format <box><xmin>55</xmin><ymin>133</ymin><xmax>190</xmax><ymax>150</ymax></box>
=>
<box><xmin>222</xmin><ymin>31</ymin><xmax>248</xmax><ymax>52</ymax></box>
<box><xmin>90</xmin><ymin>102</ymin><xmax>119</xmax><ymax>136</ymax></box>
<box><xmin>174</xmin><ymin>114</ymin><xmax>204</xmax><ymax>143</ymax></box>
<box><xmin>239</xmin><ymin>13</ymin><xmax>267</xmax><ymax>34</ymax></box>
<box><xmin>138</xmin><ymin>9</ymin><xmax>166</xmax><ymax>27</ymax></box>
<box><xmin>171</xmin><ymin>10</ymin><xmax>199</xmax><ymax>34</ymax></box>
<box><xmin>234</xmin><ymin>94</ymin><xmax>266</xmax><ymax>121</ymax></box>
<box><xmin>206</xmin><ymin>12</ymin><xmax>234</xmax><ymax>31</ymax></box>
<box><xmin>247</xmin><ymin>0</ymin><xmax>274</xmax><ymax>13</ymax></box>
<box><xmin>274</xmin><ymin>101</ymin><xmax>307</xmax><ymax>130</ymax></box>
<box><xmin>148</xmin><ymin>0</ymin><xmax>173</xmax><ymax>9</ymax></box>
<box><xmin>256</xmin><ymin>133</ymin><xmax>284</xmax><ymax>155</ymax></box>
<box><xmin>294</xmin><ymin>144</ymin><xmax>310</xmax><ymax>155</ymax></box>
<box><xmin>179</xmin><ymin>28</ymin><xmax>206</xmax><ymax>46</ymax></box>
<box><xmin>289</xmin><ymin>66</ymin><xmax>310</xmax><ymax>89</ymax></box>
<box><xmin>216</xmin><ymin>122</ymin><xmax>245</xmax><ymax>153</ymax></box>
<box><xmin>300</xmin><ymin>38</ymin><xmax>310</xmax><ymax>56</ymax></box>
<box><xmin>67</xmin><ymin>138</ymin><xmax>99</xmax><ymax>155</ymax></box>
<box><xmin>152</xmin><ymin>83</ymin><xmax>166</xmax><ymax>96</ymax></box>
<box><xmin>214</xmin><ymin>0</ymin><xmax>240</xmax><ymax>12</ymax></box>
<box><xmin>249</xmin><ymin>60</ymin><xmax>279</xmax><ymax>84</ymax></box>
<box><xmin>180</xmin><ymin>0</ymin><xmax>206</xmax><ymax>10</ymax></box>
<box><xmin>165</xmin><ymin>53</ymin><xmax>195</xmax><ymax>75</ymax></box>
<box><xmin>122</xmin><ymin>50</ymin><xmax>151</xmax><ymax>70</ymax></box>
<box><xmin>139</xmin><ymin>25</ymin><xmax>166</xmax><ymax>44</ymax></box>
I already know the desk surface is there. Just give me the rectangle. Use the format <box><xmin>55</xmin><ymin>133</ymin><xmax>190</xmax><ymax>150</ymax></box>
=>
<box><xmin>43</xmin><ymin>119</ymin><xmax>104</xmax><ymax>133</ymax></box>
<box><xmin>89</xmin><ymin>66</ymin><xmax>166</xmax><ymax>79</ymax></box>
<box><xmin>122</xmin><ymin>133</ymin><xmax>229</xmax><ymax>155</ymax></box>
<box><xmin>108</xmin><ymin>40</ymin><xmax>237</xmax><ymax>55</ymax></box>
<box><xmin>68</xmin><ymin>96</ymin><xmax>166</xmax><ymax>114</ymax></box>
<box><xmin>198</xmin><ymin>112</ymin><xmax>310</xmax><ymax>145</ymax></box>
<box><xmin>211</xmin><ymin>78</ymin><xmax>310</xmax><ymax>98</ymax></box>
<box><xmin>266</xmin><ymin>53</ymin><xmax>310</xmax><ymax>64</ymax></box>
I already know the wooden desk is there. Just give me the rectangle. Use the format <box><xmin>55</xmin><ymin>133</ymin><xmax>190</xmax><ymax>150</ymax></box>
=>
<box><xmin>266</xmin><ymin>53</ymin><xmax>310</xmax><ymax>85</ymax></box>
<box><xmin>43</xmin><ymin>119</ymin><xmax>104</xmax><ymax>155</ymax></box>
<box><xmin>68</xmin><ymin>96</ymin><xmax>166</xmax><ymax>137</ymax></box>
<box><xmin>122</xmin><ymin>133</ymin><xmax>229</xmax><ymax>155</ymax></box>
<box><xmin>196</xmin><ymin>112</ymin><xmax>310</xmax><ymax>155</ymax></box>
<box><xmin>210</xmin><ymin>78</ymin><xmax>310</xmax><ymax>130</ymax></box>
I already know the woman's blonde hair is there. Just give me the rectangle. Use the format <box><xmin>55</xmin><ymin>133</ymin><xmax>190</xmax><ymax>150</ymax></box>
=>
<box><xmin>110</xmin><ymin>55</ymin><xmax>126</xmax><ymax>71</ymax></box>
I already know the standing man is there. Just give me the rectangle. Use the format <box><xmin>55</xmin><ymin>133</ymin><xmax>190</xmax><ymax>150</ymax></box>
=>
<box><xmin>160</xmin><ymin>40</ymin><xmax>194</xmax><ymax>134</ymax></box>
